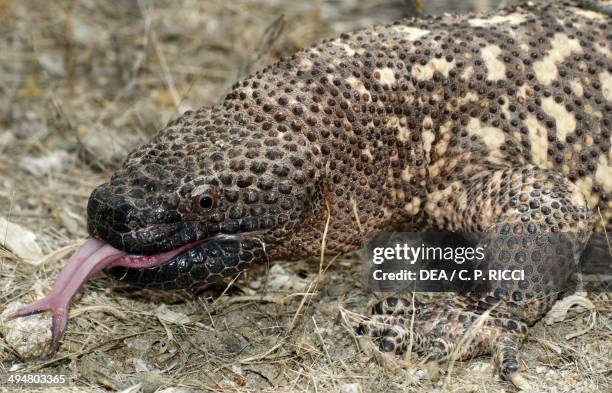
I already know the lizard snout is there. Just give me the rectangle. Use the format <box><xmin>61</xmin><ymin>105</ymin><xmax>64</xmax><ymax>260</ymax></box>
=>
<box><xmin>87</xmin><ymin>182</ymin><xmax>194</xmax><ymax>255</ymax></box>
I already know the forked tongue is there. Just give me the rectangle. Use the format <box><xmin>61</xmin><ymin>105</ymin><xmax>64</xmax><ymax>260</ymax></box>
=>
<box><xmin>10</xmin><ymin>237</ymin><xmax>190</xmax><ymax>354</ymax></box>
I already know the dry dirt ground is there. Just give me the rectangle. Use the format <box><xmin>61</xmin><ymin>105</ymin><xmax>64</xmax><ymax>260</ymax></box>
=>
<box><xmin>0</xmin><ymin>0</ymin><xmax>610</xmax><ymax>392</ymax></box>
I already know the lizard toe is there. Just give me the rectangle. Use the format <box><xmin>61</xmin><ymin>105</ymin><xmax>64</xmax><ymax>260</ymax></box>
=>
<box><xmin>358</xmin><ymin>298</ymin><xmax>530</xmax><ymax>384</ymax></box>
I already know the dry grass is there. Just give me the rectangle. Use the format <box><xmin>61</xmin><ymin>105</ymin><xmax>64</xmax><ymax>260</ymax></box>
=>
<box><xmin>0</xmin><ymin>0</ymin><xmax>610</xmax><ymax>392</ymax></box>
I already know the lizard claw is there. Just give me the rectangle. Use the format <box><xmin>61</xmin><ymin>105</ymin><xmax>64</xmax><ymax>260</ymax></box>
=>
<box><xmin>355</xmin><ymin>295</ymin><xmax>531</xmax><ymax>387</ymax></box>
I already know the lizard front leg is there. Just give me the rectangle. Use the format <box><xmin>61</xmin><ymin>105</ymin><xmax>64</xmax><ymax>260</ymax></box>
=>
<box><xmin>357</xmin><ymin>166</ymin><xmax>594</xmax><ymax>383</ymax></box>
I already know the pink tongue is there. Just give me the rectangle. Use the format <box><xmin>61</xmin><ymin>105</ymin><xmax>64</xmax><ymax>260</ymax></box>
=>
<box><xmin>50</xmin><ymin>239</ymin><xmax>127</xmax><ymax>296</ymax></box>
<box><xmin>10</xmin><ymin>237</ymin><xmax>193</xmax><ymax>353</ymax></box>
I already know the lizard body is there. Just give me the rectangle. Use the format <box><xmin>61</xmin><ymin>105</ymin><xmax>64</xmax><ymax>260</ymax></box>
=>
<box><xmin>13</xmin><ymin>0</ymin><xmax>610</xmax><ymax>383</ymax></box>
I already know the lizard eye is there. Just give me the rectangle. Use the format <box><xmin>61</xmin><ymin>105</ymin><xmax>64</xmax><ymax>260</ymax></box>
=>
<box><xmin>194</xmin><ymin>193</ymin><xmax>216</xmax><ymax>211</ymax></box>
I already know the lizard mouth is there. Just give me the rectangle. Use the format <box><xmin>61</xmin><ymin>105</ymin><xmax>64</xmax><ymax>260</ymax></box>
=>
<box><xmin>10</xmin><ymin>235</ymin><xmax>265</xmax><ymax>352</ymax></box>
<box><xmin>35</xmin><ymin>233</ymin><xmax>257</xmax><ymax>309</ymax></box>
<box><xmin>39</xmin><ymin>237</ymin><xmax>216</xmax><ymax>298</ymax></box>
<box><xmin>106</xmin><ymin>237</ymin><xmax>212</xmax><ymax>269</ymax></box>
<box><xmin>105</xmin><ymin>233</ymin><xmax>267</xmax><ymax>289</ymax></box>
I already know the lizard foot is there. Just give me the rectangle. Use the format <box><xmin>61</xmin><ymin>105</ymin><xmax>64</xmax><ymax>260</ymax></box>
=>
<box><xmin>356</xmin><ymin>296</ymin><xmax>529</xmax><ymax>383</ymax></box>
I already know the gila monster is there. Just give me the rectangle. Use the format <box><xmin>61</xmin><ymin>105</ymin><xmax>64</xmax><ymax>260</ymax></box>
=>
<box><xmin>12</xmin><ymin>0</ymin><xmax>611</xmax><ymax>385</ymax></box>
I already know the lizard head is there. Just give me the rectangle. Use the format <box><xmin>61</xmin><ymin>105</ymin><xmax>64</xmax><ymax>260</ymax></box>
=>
<box><xmin>81</xmin><ymin>45</ymin><xmax>391</xmax><ymax>289</ymax></box>
<box><xmin>86</xmin><ymin>104</ymin><xmax>323</xmax><ymax>289</ymax></box>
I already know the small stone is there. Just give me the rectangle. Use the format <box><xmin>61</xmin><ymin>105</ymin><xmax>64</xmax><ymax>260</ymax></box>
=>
<box><xmin>535</xmin><ymin>366</ymin><xmax>547</xmax><ymax>374</ymax></box>
<box><xmin>0</xmin><ymin>301</ymin><xmax>52</xmax><ymax>358</ymax></box>
<box><xmin>0</xmin><ymin>217</ymin><xmax>44</xmax><ymax>263</ymax></box>
<box><xmin>340</xmin><ymin>383</ymin><xmax>361</xmax><ymax>393</ymax></box>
